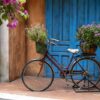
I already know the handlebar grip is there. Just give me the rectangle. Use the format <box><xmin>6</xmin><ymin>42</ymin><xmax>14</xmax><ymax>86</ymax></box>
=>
<box><xmin>47</xmin><ymin>39</ymin><xmax>57</xmax><ymax>45</ymax></box>
<box><xmin>50</xmin><ymin>41</ymin><xmax>57</xmax><ymax>45</ymax></box>
<box><xmin>50</xmin><ymin>38</ymin><xmax>59</xmax><ymax>42</ymax></box>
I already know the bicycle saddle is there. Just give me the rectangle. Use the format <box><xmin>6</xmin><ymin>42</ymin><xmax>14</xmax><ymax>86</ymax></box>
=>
<box><xmin>67</xmin><ymin>48</ymin><xmax>79</xmax><ymax>54</ymax></box>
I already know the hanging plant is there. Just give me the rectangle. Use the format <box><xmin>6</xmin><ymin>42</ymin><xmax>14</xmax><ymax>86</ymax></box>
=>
<box><xmin>0</xmin><ymin>0</ymin><xmax>29</xmax><ymax>28</ymax></box>
<box><xmin>26</xmin><ymin>24</ymin><xmax>47</xmax><ymax>54</ymax></box>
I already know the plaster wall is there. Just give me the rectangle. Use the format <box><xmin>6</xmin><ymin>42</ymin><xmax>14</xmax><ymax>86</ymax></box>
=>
<box><xmin>0</xmin><ymin>21</ymin><xmax>9</xmax><ymax>82</ymax></box>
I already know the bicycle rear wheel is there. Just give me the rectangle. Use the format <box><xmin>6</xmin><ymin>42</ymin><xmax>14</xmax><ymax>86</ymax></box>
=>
<box><xmin>21</xmin><ymin>59</ymin><xmax>54</xmax><ymax>91</ymax></box>
<box><xmin>71</xmin><ymin>57</ymin><xmax>100</xmax><ymax>89</ymax></box>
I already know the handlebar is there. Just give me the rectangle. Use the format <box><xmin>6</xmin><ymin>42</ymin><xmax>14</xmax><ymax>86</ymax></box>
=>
<box><xmin>49</xmin><ymin>38</ymin><xmax>59</xmax><ymax>42</ymax></box>
<box><xmin>47</xmin><ymin>38</ymin><xmax>59</xmax><ymax>45</ymax></box>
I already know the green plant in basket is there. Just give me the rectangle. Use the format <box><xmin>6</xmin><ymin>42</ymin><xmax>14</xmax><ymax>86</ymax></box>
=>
<box><xmin>76</xmin><ymin>24</ymin><xmax>100</xmax><ymax>53</ymax></box>
<box><xmin>26</xmin><ymin>24</ymin><xmax>47</xmax><ymax>54</ymax></box>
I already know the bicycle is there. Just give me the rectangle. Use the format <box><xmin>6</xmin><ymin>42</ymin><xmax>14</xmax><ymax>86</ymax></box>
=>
<box><xmin>21</xmin><ymin>39</ymin><xmax>100</xmax><ymax>91</ymax></box>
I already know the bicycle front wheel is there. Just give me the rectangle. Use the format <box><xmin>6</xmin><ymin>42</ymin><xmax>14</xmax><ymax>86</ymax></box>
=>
<box><xmin>71</xmin><ymin>57</ymin><xmax>100</xmax><ymax>89</ymax></box>
<box><xmin>21</xmin><ymin>59</ymin><xmax>54</xmax><ymax>91</ymax></box>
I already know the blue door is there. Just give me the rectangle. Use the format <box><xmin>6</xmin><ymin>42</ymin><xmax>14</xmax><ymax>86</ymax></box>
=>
<box><xmin>46</xmin><ymin>0</ymin><xmax>100</xmax><ymax>77</ymax></box>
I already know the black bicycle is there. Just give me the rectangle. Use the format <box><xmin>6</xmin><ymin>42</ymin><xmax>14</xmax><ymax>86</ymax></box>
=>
<box><xmin>21</xmin><ymin>39</ymin><xmax>100</xmax><ymax>91</ymax></box>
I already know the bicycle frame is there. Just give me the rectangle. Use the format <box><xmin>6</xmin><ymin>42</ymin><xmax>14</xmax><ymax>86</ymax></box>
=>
<box><xmin>42</xmin><ymin>51</ymin><xmax>78</xmax><ymax>73</ymax></box>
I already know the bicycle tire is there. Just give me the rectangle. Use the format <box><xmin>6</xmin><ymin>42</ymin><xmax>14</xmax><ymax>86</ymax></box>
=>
<box><xmin>21</xmin><ymin>59</ymin><xmax>54</xmax><ymax>91</ymax></box>
<box><xmin>71</xmin><ymin>57</ymin><xmax>100</xmax><ymax>89</ymax></box>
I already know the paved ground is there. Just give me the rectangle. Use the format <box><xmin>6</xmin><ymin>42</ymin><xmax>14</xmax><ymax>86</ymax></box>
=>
<box><xmin>0</xmin><ymin>78</ymin><xmax>100</xmax><ymax>100</ymax></box>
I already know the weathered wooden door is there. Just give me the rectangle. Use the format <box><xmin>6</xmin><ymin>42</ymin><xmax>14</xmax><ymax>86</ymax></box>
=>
<box><xmin>46</xmin><ymin>0</ymin><xmax>100</xmax><ymax>77</ymax></box>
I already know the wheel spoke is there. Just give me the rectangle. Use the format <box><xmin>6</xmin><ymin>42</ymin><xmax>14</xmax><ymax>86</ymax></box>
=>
<box><xmin>71</xmin><ymin>57</ymin><xmax>100</xmax><ymax>89</ymax></box>
<box><xmin>76</xmin><ymin>77</ymin><xmax>85</xmax><ymax>85</ymax></box>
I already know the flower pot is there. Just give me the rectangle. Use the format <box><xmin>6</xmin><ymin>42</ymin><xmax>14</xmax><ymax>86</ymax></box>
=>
<box><xmin>36</xmin><ymin>42</ymin><xmax>47</xmax><ymax>54</ymax></box>
<box><xmin>80</xmin><ymin>41</ymin><xmax>97</xmax><ymax>54</ymax></box>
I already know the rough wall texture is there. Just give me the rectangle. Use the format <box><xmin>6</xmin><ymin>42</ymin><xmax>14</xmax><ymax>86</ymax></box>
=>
<box><xmin>9</xmin><ymin>20</ymin><xmax>26</xmax><ymax>81</ymax></box>
<box><xmin>9</xmin><ymin>0</ymin><xmax>45</xmax><ymax>81</ymax></box>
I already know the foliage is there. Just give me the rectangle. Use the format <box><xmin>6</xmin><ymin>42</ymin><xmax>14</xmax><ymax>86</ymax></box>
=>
<box><xmin>0</xmin><ymin>0</ymin><xmax>29</xmax><ymax>28</ymax></box>
<box><xmin>76</xmin><ymin>24</ymin><xmax>100</xmax><ymax>48</ymax></box>
<box><xmin>26</xmin><ymin>24</ymin><xmax>47</xmax><ymax>44</ymax></box>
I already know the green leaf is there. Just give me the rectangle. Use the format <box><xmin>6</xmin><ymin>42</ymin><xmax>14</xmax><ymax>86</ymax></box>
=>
<box><xmin>0</xmin><ymin>19</ymin><xmax>2</xmax><ymax>25</ymax></box>
<box><xmin>2</xmin><ymin>13</ymin><xmax>8</xmax><ymax>20</ymax></box>
<box><xmin>19</xmin><ymin>0</ymin><xmax>26</xmax><ymax>3</ymax></box>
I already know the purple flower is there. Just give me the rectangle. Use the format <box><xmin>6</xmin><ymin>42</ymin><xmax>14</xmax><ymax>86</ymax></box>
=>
<box><xmin>3</xmin><ymin>0</ymin><xmax>11</xmax><ymax>5</ymax></box>
<box><xmin>96</xmin><ymin>24</ymin><xmax>100</xmax><ymax>28</ymax></box>
<box><xmin>24</xmin><ymin>10</ymin><xmax>28</xmax><ymax>15</ymax></box>
<box><xmin>1</xmin><ymin>0</ymin><xmax>28</xmax><ymax>28</ymax></box>
<box><xmin>95</xmin><ymin>33</ymin><xmax>100</xmax><ymax>36</ymax></box>
<box><xmin>7</xmin><ymin>19</ymin><xmax>18</xmax><ymax>28</ymax></box>
<box><xmin>10</xmin><ymin>0</ymin><xmax>17</xmax><ymax>4</ymax></box>
<box><xmin>3</xmin><ymin>0</ymin><xmax>17</xmax><ymax>5</ymax></box>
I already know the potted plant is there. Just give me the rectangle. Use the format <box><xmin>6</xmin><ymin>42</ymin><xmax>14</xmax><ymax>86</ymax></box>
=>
<box><xmin>76</xmin><ymin>24</ymin><xmax>100</xmax><ymax>54</ymax></box>
<box><xmin>0</xmin><ymin>0</ymin><xmax>29</xmax><ymax>28</ymax></box>
<box><xmin>26</xmin><ymin>24</ymin><xmax>47</xmax><ymax>54</ymax></box>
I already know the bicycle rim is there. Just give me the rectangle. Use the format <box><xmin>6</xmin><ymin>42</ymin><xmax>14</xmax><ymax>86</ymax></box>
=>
<box><xmin>21</xmin><ymin>59</ymin><xmax>54</xmax><ymax>91</ymax></box>
<box><xmin>71</xmin><ymin>57</ymin><xmax>100</xmax><ymax>89</ymax></box>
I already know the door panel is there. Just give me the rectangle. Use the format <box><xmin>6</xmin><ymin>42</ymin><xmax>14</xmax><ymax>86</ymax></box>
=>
<box><xmin>46</xmin><ymin>0</ymin><xmax>100</xmax><ymax>77</ymax></box>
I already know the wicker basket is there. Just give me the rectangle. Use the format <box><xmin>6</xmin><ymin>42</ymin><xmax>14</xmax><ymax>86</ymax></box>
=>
<box><xmin>36</xmin><ymin>42</ymin><xmax>47</xmax><ymax>54</ymax></box>
<box><xmin>80</xmin><ymin>42</ymin><xmax>97</xmax><ymax>54</ymax></box>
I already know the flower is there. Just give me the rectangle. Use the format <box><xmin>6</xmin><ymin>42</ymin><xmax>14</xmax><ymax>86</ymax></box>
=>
<box><xmin>0</xmin><ymin>0</ymin><xmax>29</xmax><ymax>28</ymax></box>
<box><xmin>76</xmin><ymin>24</ymin><xmax>100</xmax><ymax>48</ymax></box>
<box><xmin>7</xmin><ymin>18</ymin><xmax>18</xmax><ymax>28</ymax></box>
<box><xmin>3</xmin><ymin>0</ymin><xmax>16</xmax><ymax>5</ymax></box>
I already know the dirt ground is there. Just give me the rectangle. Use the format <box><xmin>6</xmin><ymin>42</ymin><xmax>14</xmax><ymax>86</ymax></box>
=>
<box><xmin>0</xmin><ymin>78</ymin><xmax>100</xmax><ymax>100</ymax></box>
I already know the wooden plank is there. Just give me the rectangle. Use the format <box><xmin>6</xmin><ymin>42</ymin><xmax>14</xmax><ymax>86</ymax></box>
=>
<box><xmin>88</xmin><ymin>0</ymin><xmax>96</xmax><ymax>23</ymax></box>
<box><xmin>46</xmin><ymin>0</ymin><xmax>52</xmax><ymax>39</ymax></box>
<box><xmin>69</xmin><ymin>0</ymin><xmax>77</xmax><ymax>48</ymax></box>
<box><xmin>63</xmin><ymin>0</ymin><xmax>70</xmax><ymax>41</ymax></box>
<box><xmin>52</xmin><ymin>0</ymin><xmax>60</xmax><ymax>39</ymax></box>
<box><xmin>77</xmin><ymin>0</ymin><xmax>85</xmax><ymax>26</ymax></box>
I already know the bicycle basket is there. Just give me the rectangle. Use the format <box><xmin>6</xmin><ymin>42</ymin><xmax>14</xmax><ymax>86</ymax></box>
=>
<box><xmin>36</xmin><ymin>42</ymin><xmax>47</xmax><ymax>54</ymax></box>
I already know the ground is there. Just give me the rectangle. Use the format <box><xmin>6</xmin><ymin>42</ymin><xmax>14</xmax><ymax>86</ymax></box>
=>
<box><xmin>0</xmin><ymin>79</ymin><xmax>100</xmax><ymax>100</ymax></box>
